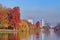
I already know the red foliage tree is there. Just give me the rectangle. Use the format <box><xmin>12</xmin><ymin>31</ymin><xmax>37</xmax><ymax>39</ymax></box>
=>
<box><xmin>35</xmin><ymin>21</ymin><xmax>40</xmax><ymax>28</ymax></box>
<box><xmin>10</xmin><ymin>7</ymin><xmax>20</xmax><ymax>29</ymax></box>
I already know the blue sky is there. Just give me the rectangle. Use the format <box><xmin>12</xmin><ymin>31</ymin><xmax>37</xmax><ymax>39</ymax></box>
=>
<box><xmin>0</xmin><ymin>0</ymin><xmax>60</xmax><ymax>26</ymax></box>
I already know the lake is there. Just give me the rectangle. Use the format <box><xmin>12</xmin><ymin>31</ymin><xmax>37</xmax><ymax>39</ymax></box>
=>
<box><xmin>0</xmin><ymin>29</ymin><xmax>60</xmax><ymax>40</ymax></box>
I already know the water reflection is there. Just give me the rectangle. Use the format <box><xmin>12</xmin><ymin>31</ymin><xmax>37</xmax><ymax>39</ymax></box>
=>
<box><xmin>0</xmin><ymin>31</ymin><xmax>40</xmax><ymax>40</ymax></box>
<box><xmin>18</xmin><ymin>31</ymin><xmax>29</xmax><ymax>39</ymax></box>
<box><xmin>0</xmin><ymin>30</ymin><xmax>60</xmax><ymax>40</ymax></box>
<box><xmin>2</xmin><ymin>33</ymin><xmax>8</xmax><ymax>40</ymax></box>
<box><xmin>35</xmin><ymin>32</ymin><xmax>40</xmax><ymax>40</ymax></box>
<box><xmin>42</xmin><ymin>32</ymin><xmax>44</xmax><ymax>40</ymax></box>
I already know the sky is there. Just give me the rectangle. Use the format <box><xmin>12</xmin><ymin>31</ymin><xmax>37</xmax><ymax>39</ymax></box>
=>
<box><xmin>0</xmin><ymin>0</ymin><xmax>60</xmax><ymax>26</ymax></box>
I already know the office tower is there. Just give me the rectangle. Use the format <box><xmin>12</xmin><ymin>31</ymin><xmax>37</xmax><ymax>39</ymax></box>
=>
<box><xmin>41</xmin><ymin>18</ymin><xmax>45</xmax><ymax>26</ymax></box>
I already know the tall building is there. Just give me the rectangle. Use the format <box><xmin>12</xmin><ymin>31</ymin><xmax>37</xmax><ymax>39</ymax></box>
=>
<box><xmin>41</xmin><ymin>18</ymin><xmax>45</xmax><ymax>27</ymax></box>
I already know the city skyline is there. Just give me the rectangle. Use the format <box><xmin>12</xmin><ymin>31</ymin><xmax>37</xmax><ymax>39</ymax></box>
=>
<box><xmin>0</xmin><ymin>0</ymin><xmax>60</xmax><ymax>26</ymax></box>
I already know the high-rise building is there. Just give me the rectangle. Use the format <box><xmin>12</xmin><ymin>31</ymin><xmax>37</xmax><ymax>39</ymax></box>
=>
<box><xmin>41</xmin><ymin>18</ymin><xmax>45</xmax><ymax>27</ymax></box>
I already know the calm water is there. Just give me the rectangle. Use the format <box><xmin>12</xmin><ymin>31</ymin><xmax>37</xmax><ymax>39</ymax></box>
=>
<box><xmin>0</xmin><ymin>30</ymin><xmax>60</xmax><ymax>40</ymax></box>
